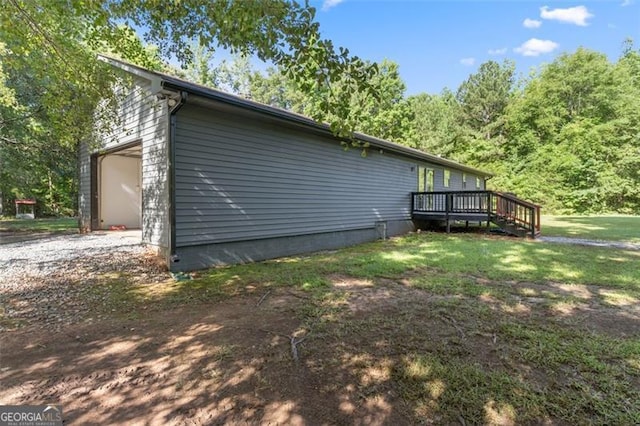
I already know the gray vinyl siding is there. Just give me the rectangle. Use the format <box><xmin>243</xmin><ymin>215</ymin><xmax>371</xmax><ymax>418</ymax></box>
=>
<box><xmin>174</xmin><ymin>103</ymin><xmax>420</xmax><ymax>247</ymax></box>
<box><xmin>78</xmin><ymin>77</ymin><xmax>169</xmax><ymax>248</ymax></box>
<box><xmin>139</xmin><ymin>94</ymin><xmax>169</xmax><ymax>249</ymax></box>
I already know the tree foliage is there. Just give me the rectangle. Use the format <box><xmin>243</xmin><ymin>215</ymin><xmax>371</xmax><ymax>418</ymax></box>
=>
<box><xmin>299</xmin><ymin>59</ymin><xmax>412</xmax><ymax>142</ymax></box>
<box><xmin>0</xmin><ymin>0</ymin><xmax>381</xmax><ymax>215</ymax></box>
<box><xmin>178</xmin><ymin>47</ymin><xmax>639</xmax><ymax>214</ymax></box>
<box><xmin>503</xmin><ymin>48</ymin><xmax>640</xmax><ymax>212</ymax></box>
<box><xmin>0</xmin><ymin>43</ymin><xmax>78</xmax><ymax>215</ymax></box>
<box><xmin>0</xmin><ymin>0</ymin><xmax>638</xmax><ymax>216</ymax></box>
<box><xmin>191</xmin><ymin>55</ymin><xmax>412</xmax><ymax>143</ymax></box>
<box><xmin>457</xmin><ymin>60</ymin><xmax>515</xmax><ymax>140</ymax></box>
<box><xmin>400</xmin><ymin>47</ymin><xmax>638</xmax><ymax>214</ymax></box>
<box><xmin>405</xmin><ymin>90</ymin><xmax>461</xmax><ymax>157</ymax></box>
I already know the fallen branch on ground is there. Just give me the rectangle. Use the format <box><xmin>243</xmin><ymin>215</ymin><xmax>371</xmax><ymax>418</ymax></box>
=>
<box><xmin>290</xmin><ymin>334</ymin><xmax>309</xmax><ymax>364</ymax></box>
<box><xmin>256</xmin><ymin>290</ymin><xmax>272</xmax><ymax>307</ymax></box>
<box><xmin>259</xmin><ymin>328</ymin><xmax>311</xmax><ymax>364</ymax></box>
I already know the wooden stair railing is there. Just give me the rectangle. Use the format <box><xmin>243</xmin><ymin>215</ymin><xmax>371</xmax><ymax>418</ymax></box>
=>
<box><xmin>490</xmin><ymin>192</ymin><xmax>541</xmax><ymax>238</ymax></box>
<box><xmin>411</xmin><ymin>191</ymin><xmax>541</xmax><ymax>238</ymax></box>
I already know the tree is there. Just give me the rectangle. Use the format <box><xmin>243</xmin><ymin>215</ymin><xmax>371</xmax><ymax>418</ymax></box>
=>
<box><xmin>0</xmin><ymin>48</ymin><xmax>78</xmax><ymax>216</ymax></box>
<box><xmin>2</xmin><ymin>0</ymin><xmax>379</xmax><ymax>138</ymax></box>
<box><xmin>215</xmin><ymin>55</ymin><xmax>256</xmax><ymax>98</ymax></box>
<box><xmin>456</xmin><ymin>60</ymin><xmax>515</xmax><ymax>140</ymax></box>
<box><xmin>305</xmin><ymin>59</ymin><xmax>412</xmax><ymax>142</ymax></box>
<box><xmin>250</xmin><ymin>66</ymin><xmax>309</xmax><ymax>113</ymax></box>
<box><xmin>405</xmin><ymin>90</ymin><xmax>463</xmax><ymax>159</ymax></box>
<box><xmin>0</xmin><ymin>0</ymin><xmax>382</xmax><ymax>216</ymax></box>
<box><xmin>504</xmin><ymin>47</ymin><xmax>640</xmax><ymax>212</ymax></box>
<box><xmin>406</xmin><ymin>60</ymin><xmax>515</xmax><ymax>169</ymax></box>
<box><xmin>250</xmin><ymin>59</ymin><xmax>411</xmax><ymax>143</ymax></box>
<box><xmin>183</xmin><ymin>43</ymin><xmax>218</xmax><ymax>87</ymax></box>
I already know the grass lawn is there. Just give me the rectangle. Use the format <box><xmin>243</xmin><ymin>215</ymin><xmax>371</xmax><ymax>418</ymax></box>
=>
<box><xmin>0</xmin><ymin>217</ymin><xmax>78</xmax><ymax>233</ymax></box>
<box><xmin>66</xmin><ymin>232</ymin><xmax>640</xmax><ymax>424</ymax></box>
<box><xmin>541</xmin><ymin>215</ymin><xmax>640</xmax><ymax>243</ymax></box>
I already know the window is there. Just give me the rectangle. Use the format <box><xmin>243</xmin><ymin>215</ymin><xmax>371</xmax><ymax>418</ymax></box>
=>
<box><xmin>462</xmin><ymin>173</ymin><xmax>467</xmax><ymax>189</ymax></box>
<box><xmin>476</xmin><ymin>177</ymin><xmax>481</xmax><ymax>189</ymax></box>
<box><xmin>444</xmin><ymin>169</ymin><xmax>450</xmax><ymax>188</ymax></box>
<box><xmin>418</xmin><ymin>167</ymin><xmax>434</xmax><ymax>192</ymax></box>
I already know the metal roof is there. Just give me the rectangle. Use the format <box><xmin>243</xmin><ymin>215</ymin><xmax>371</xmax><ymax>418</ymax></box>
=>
<box><xmin>100</xmin><ymin>55</ymin><xmax>494</xmax><ymax>177</ymax></box>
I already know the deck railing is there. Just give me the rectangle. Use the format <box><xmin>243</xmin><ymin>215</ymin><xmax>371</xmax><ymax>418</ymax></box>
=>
<box><xmin>411</xmin><ymin>190</ymin><xmax>541</xmax><ymax>237</ymax></box>
<box><xmin>411</xmin><ymin>191</ymin><xmax>491</xmax><ymax>214</ymax></box>
<box><xmin>491</xmin><ymin>192</ymin><xmax>541</xmax><ymax>236</ymax></box>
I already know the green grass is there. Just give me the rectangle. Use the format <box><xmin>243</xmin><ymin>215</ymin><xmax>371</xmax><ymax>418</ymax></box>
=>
<box><xmin>0</xmin><ymin>217</ymin><xmax>78</xmax><ymax>233</ymax></box>
<box><xmin>541</xmin><ymin>215</ymin><xmax>640</xmax><ymax>242</ymax></box>
<box><xmin>77</xmin><ymin>231</ymin><xmax>640</xmax><ymax>424</ymax></box>
<box><xmin>90</xmin><ymin>232</ymin><xmax>640</xmax><ymax>310</ymax></box>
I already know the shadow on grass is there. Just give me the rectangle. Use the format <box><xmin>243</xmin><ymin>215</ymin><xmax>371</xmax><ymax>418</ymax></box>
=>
<box><xmin>2</xmin><ymin>232</ymin><xmax>639</xmax><ymax>424</ymax></box>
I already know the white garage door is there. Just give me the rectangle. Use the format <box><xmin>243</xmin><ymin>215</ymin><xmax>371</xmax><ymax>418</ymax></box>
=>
<box><xmin>100</xmin><ymin>154</ymin><xmax>141</xmax><ymax>229</ymax></box>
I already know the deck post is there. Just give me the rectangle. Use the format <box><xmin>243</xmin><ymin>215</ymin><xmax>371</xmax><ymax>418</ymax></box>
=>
<box><xmin>486</xmin><ymin>192</ymin><xmax>491</xmax><ymax>233</ymax></box>
<box><xmin>445</xmin><ymin>193</ymin><xmax>451</xmax><ymax>233</ymax></box>
<box><xmin>410</xmin><ymin>192</ymin><xmax>415</xmax><ymax>216</ymax></box>
<box><xmin>530</xmin><ymin>206</ymin><xmax>535</xmax><ymax>238</ymax></box>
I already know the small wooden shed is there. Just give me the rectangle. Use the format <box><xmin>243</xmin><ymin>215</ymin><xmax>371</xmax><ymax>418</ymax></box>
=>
<box><xmin>15</xmin><ymin>199</ymin><xmax>36</xmax><ymax>219</ymax></box>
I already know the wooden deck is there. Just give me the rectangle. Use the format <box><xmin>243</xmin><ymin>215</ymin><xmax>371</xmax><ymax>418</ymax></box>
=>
<box><xmin>411</xmin><ymin>191</ymin><xmax>541</xmax><ymax>238</ymax></box>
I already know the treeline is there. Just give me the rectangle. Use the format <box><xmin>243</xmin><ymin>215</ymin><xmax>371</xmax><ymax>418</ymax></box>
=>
<box><xmin>1</xmin><ymin>34</ymin><xmax>639</xmax><ymax>215</ymax></box>
<box><xmin>187</xmin><ymin>43</ymin><xmax>639</xmax><ymax>214</ymax></box>
<box><xmin>0</xmin><ymin>45</ymin><xmax>80</xmax><ymax>217</ymax></box>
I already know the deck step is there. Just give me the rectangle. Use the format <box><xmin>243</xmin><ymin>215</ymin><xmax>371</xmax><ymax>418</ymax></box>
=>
<box><xmin>492</xmin><ymin>216</ymin><xmax>534</xmax><ymax>238</ymax></box>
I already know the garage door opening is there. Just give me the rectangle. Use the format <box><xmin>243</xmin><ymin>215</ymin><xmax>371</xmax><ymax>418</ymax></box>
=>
<box><xmin>94</xmin><ymin>142</ymin><xmax>142</xmax><ymax>230</ymax></box>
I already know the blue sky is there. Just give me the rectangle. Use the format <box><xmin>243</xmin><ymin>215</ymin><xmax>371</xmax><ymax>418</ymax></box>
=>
<box><xmin>307</xmin><ymin>0</ymin><xmax>640</xmax><ymax>95</ymax></box>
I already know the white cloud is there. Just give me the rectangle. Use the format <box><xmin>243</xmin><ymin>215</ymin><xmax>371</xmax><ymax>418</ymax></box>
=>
<box><xmin>523</xmin><ymin>18</ymin><xmax>542</xmax><ymax>28</ymax></box>
<box><xmin>514</xmin><ymin>38</ymin><xmax>559</xmax><ymax>57</ymax></box>
<box><xmin>621</xmin><ymin>0</ymin><xmax>632</xmax><ymax>6</ymax></box>
<box><xmin>460</xmin><ymin>57</ymin><xmax>476</xmax><ymax>66</ymax></box>
<box><xmin>540</xmin><ymin>6</ymin><xmax>594</xmax><ymax>26</ymax></box>
<box><xmin>488</xmin><ymin>48</ymin><xmax>508</xmax><ymax>55</ymax></box>
<box><xmin>322</xmin><ymin>0</ymin><xmax>344</xmax><ymax>11</ymax></box>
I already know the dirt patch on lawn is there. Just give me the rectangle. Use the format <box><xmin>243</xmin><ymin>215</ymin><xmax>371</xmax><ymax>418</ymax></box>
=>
<box><xmin>1</xmin><ymin>274</ymin><xmax>638</xmax><ymax>424</ymax></box>
<box><xmin>1</xmin><ymin>289</ymin><xmax>417</xmax><ymax>425</ymax></box>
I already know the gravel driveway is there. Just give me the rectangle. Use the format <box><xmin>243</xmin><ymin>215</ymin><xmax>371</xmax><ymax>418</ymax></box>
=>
<box><xmin>537</xmin><ymin>236</ymin><xmax>640</xmax><ymax>250</ymax></box>
<box><xmin>0</xmin><ymin>231</ymin><xmax>168</xmax><ymax>330</ymax></box>
<box><xmin>1</xmin><ymin>231</ymin><xmax>144</xmax><ymax>280</ymax></box>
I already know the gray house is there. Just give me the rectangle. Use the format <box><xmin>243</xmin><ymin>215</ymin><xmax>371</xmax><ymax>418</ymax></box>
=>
<box><xmin>79</xmin><ymin>57</ymin><xmax>493</xmax><ymax>271</ymax></box>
